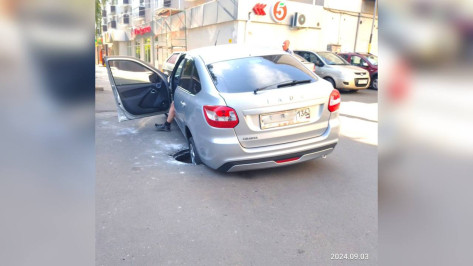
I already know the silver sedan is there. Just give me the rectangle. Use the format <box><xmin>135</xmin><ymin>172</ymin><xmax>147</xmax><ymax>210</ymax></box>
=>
<box><xmin>105</xmin><ymin>45</ymin><xmax>340</xmax><ymax>172</ymax></box>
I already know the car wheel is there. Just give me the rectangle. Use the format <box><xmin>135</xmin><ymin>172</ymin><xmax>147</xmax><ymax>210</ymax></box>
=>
<box><xmin>189</xmin><ymin>137</ymin><xmax>202</xmax><ymax>165</ymax></box>
<box><xmin>372</xmin><ymin>76</ymin><xmax>378</xmax><ymax>90</ymax></box>
<box><xmin>324</xmin><ymin>77</ymin><xmax>336</xmax><ymax>89</ymax></box>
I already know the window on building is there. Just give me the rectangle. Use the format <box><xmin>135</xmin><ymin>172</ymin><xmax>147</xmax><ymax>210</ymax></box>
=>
<box><xmin>135</xmin><ymin>40</ymin><xmax>141</xmax><ymax>59</ymax></box>
<box><xmin>127</xmin><ymin>44</ymin><xmax>132</xmax><ymax>57</ymax></box>
<box><xmin>144</xmin><ymin>38</ymin><xmax>151</xmax><ymax>63</ymax></box>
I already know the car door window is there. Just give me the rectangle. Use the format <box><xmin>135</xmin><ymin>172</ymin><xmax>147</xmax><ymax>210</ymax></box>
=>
<box><xmin>178</xmin><ymin>58</ymin><xmax>201</xmax><ymax>95</ymax></box>
<box><xmin>167</xmin><ymin>53</ymin><xmax>179</xmax><ymax>64</ymax></box>
<box><xmin>105</xmin><ymin>58</ymin><xmax>170</xmax><ymax>121</ymax></box>
<box><xmin>351</xmin><ymin>55</ymin><xmax>363</xmax><ymax>66</ymax></box>
<box><xmin>179</xmin><ymin>59</ymin><xmax>194</xmax><ymax>91</ymax></box>
<box><xmin>191</xmin><ymin>66</ymin><xmax>201</xmax><ymax>94</ymax></box>
<box><xmin>172</xmin><ymin>58</ymin><xmax>186</xmax><ymax>92</ymax></box>
<box><xmin>109</xmin><ymin>60</ymin><xmax>154</xmax><ymax>85</ymax></box>
<box><xmin>310</xmin><ymin>54</ymin><xmax>323</xmax><ymax>66</ymax></box>
<box><xmin>298</xmin><ymin>52</ymin><xmax>311</xmax><ymax>61</ymax></box>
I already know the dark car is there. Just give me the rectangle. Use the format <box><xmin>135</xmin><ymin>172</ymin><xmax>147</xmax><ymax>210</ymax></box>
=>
<box><xmin>338</xmin><ymin>53</ymin><xmax>378</xmax><ymax>90</ymax></box>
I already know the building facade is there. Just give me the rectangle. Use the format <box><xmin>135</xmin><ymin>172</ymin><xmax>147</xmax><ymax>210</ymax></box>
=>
<box><xmin>101</xmin><ymin>0</ymin><xmax>378</xmax><ymax>69</ymax></box>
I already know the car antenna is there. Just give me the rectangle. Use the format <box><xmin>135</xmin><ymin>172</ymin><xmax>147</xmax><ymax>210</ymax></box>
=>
<box><xmin>215</xmin><ymin>30</ymin><xmax>220</xmax><ymax>46</ymax></box>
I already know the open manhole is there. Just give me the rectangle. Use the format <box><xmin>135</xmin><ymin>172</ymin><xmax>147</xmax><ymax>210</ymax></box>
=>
<box><xmin>172</xmin><ymin>149</ymin><xmax>192</xmax><ymax>164</ymax></box>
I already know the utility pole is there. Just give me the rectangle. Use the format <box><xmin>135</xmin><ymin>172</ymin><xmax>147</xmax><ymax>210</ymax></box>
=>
<box><xmin>354</xmin><ymin>13</ymin><xmax>361</xmax><ymax>52</ymax></box>
<box><xmin>368</xmin><ymin>0</ymin><xmax>378</xmax><ymax>53</ymax></box>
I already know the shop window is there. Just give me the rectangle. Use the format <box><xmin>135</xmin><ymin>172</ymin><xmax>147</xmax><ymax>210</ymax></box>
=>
<box><xmin>144</xmin><ymin>38</ymin><xmax>151</xmax><ymax>63</ymax></box>
<box><xmin>135</xmin><ymin>41</ymin><xmax>141</xmax><ymax>59</ymax></box>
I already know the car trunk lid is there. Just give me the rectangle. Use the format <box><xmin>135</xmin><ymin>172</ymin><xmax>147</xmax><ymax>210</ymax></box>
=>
<box><xmin>219</xmin><ymin>83</ymin><xmax>331</xmax><ymax>148</ymax></box>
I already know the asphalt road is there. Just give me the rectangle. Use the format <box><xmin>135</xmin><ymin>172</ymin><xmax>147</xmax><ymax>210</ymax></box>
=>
<box><xmin>96</xmin><ymin>66</ymin><xmax>378</xmax><ymax>265</ymax></box>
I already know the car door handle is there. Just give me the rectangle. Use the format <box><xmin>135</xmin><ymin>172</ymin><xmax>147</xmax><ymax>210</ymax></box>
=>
<box><xmin>180</xmin><ymin>101</ymin><xmax>186</xmax><ymax>107</ymax></box>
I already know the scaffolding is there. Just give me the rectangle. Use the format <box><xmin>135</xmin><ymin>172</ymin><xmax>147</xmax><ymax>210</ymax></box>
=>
<box><xmin>154</xmin><ymin>10</ymin><xmax>187</xmax><ymax>70</ymax></box>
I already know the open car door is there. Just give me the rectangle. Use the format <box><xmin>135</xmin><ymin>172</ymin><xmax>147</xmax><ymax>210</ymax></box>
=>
<box><xmin>105</xmin><ymin>56</ymin><xmax>171</xmax><ymax>122</ymax></box>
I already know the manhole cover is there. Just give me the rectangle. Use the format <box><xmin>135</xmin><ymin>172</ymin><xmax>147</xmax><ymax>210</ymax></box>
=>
<box><xmin>172</xmin><ymin>149</ymin><xmax>192</xmax><ymax>164</ymax></box>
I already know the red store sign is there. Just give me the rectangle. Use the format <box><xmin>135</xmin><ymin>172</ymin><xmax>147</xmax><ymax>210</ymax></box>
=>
<box><xmin>133</xmin><ymin>26</ymin><xmax>152</xmax><ymax>36</ymax></box>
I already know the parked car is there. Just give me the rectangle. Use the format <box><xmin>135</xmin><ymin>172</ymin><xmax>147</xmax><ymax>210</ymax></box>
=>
<box><xmin>338</xmin><ymin>53</ymin><xmax>378</xmax><ymax>90</ymax></box>
<box><xmin>162</xmin><ymin>52</ymin><xmax>183</xmax><ymax>76</ymax></box>
<box><xmin>105</xmin><ymin>45</ymin><xmax>340</xmax><ymax>172</ymax></box>
<box><xmin>294</xmin><ymin>50</ymin><xmax>370</xmax><ymax>91</ymax></box>
<box><xmin>293</xmin><ymin>53</ymin><xmax>316</xmax><ymax>72</ymax></box>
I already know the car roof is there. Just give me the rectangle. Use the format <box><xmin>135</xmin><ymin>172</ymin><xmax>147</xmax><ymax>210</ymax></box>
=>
<box><xmin>186</xmin><ymin>44</ymin><xmax>287</xmax><ymax>65</ymax></box>
<box><xmin>294</xmin><ymin>50</ymin><xmax>333</xmax><ymax>54</ymax></box>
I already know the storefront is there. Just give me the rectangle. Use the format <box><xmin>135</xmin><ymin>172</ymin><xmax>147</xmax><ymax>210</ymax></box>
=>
<box><xmin>130</xmin><ymin>24</ymin><xmax>154</xmax><ymax>64</ymax></box>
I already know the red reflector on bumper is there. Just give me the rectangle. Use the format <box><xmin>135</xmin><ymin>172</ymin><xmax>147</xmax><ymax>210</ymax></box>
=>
<box><xmin>275</xmin><ymin>157</ymin><xmax>301</xmax><ymax>164</ymax></box>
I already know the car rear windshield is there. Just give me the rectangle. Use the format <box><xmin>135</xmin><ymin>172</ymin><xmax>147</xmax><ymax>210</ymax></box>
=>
<box><xmin>317</xmin><ymin>52</ymin><xmax>348</xmax><ymax>65</ymax></box>
<box><xmin>207</xmin><ymin>54</ymin><xmax>317</xmax><ymax>93</ymax></box>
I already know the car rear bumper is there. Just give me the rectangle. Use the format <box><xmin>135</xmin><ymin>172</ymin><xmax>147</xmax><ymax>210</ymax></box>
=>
<box><xmin>197</xmin><ymin>115</ymin><xmax>340</xmax><ymax>172</ymax></box>
<box><xmin>218</xmin><ymin>143</ymin><xmax>336</xmax><ymax>172</ymax></box>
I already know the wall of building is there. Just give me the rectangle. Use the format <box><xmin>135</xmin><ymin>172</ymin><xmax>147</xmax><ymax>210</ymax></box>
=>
<box><xmin>187</xmin><ymin>21</ymin><xmax>238</xmax><ymax>50</ymax></box>
<box><xmin>321</xmin><ymin>10</ymin><xmax>378</xmax><ymax>54</ymax></box>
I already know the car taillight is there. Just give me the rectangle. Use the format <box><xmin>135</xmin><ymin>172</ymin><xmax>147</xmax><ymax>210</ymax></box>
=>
<box><xmin>313</xmin><ymin>65</ymin><xmax>316</xmax><ymax>72</ymax></box>
<box><xmin>203</xmin><ymin>105</ymin><xmax>239</xmax><ymax>128</ymax></box>
<box><xmin>328</xmin><ymin>89</ymin><xmax>341</xmax><ymax>112</ymax></box>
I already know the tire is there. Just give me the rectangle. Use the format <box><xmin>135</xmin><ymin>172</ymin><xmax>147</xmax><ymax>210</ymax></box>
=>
<box><xmin>372</xmin><ymin>75</ymin><xmax>378</xmax><ymax>90</ymax></box>
<box><xmin>324</xmin><ymin>77</ymin><xmax>336</xmax><ymax>89</ymax></box>
<box><xmin>188</xmin><ymin>137</ymin><xmax>202</xmax><ymax>165</ymax></box>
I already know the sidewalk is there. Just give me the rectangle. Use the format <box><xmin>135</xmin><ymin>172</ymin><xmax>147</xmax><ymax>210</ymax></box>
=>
<box><xmin>95</xmin><ymin>64</ymin><xmax>112</xmax><ymax>91</ymax></box>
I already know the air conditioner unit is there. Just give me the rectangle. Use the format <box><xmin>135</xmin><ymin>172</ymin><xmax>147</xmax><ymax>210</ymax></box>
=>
<box><xmin>291</xmin><ymin>12</ymin><xmax>307</xmax><ymax>28</ymax></box>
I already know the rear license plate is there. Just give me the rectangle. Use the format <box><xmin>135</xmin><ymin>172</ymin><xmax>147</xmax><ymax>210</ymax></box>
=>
<box><xmin>260</xmin><ymin>107</ymin><xmax>311</xmax><ymax>129</ymax></box>
<box><xmin>358</xmin><ymin>79</ymin><xmax>368</xmax><ymax>84</ymax></box>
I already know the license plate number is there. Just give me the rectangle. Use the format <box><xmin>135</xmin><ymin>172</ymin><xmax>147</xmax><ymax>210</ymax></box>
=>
<box><xmin>260</xmin><ymin>107</ymin><xmax>311</xmax><ymax>129</ymax></box>
<box><xmin>358</xmin><ymin>79</ymin><xmax>368</xmax><ymax>84</ymax></box>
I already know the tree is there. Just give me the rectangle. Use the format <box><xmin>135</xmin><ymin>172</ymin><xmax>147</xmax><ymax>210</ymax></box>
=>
<box><xmin>95</xmin><ymin>0</ymin><xmax>108</xmax><ymax>36</ymax></box>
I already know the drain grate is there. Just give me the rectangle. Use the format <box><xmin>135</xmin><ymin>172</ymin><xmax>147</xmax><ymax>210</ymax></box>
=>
<box><xmin>172</xmin><ymin>149</ymin><xmax>192</xmax><ymax>164</ymax></box>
